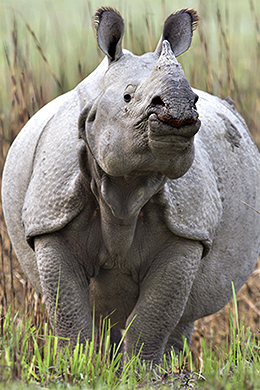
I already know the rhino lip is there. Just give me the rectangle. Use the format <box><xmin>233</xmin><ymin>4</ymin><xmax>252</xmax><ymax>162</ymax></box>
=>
<box><xmin>146</xmin><ymin>105</ymin><xmax>200</xmax><ymax>137</ymax></box>
<box><xmin>159</xmin><ymin>110</ymin><xmax>198</xmax><ymax>126</ymax></box>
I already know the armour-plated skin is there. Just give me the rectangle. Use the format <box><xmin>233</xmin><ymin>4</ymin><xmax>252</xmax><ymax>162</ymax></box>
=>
<box><xmin>2</xmin><ymin>7</ymin><xmax>260</xmax><ymax>365</ymax></box>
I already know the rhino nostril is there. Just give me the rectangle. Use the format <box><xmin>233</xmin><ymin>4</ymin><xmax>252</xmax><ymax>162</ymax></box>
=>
<box><xmin>151</xmin><ymin>96</ymin><xmax>165</xmax><ymax>107</ymax></box>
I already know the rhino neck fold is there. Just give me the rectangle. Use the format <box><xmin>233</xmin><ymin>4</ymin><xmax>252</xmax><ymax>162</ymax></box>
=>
<box><xmin>99</xmin><ymin>200</ymin><xmax>139</xmax><ymax>256</ymax></box>
<box><xmin>97</xmin><ymin>171</ymin><xmax>165</xmax><ymax>256</ymax></box>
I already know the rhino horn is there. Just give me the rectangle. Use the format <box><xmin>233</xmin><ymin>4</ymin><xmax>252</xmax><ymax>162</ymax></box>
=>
<box><xmin>155</xmin><ymin>9</ymin><xmax>199</xmax><ymax>57</ymax></box>
<box><xmin>94</xmin><ymin>7</ymin><xmax>124</xmax><ymax>62</ymax></box>
<box><xmin>156</xmin><ymin>39</ymin><xmax>179</xmax><ymax>66</ymax></box>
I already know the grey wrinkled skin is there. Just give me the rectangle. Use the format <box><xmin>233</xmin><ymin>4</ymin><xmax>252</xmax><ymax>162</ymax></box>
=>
<box><xmin>2</xmin><ymin>7</ymin><xmax>260</xmax><ymax>365</ymax></box>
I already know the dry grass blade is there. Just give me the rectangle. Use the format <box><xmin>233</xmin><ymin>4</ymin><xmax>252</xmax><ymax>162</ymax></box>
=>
<box><xmin>126</xmin><ymin>8</ymin><xmax>134</xmax><ymax>54</ymax></box>
<box><xmin>225</xmin><ymin>0</ymin><xmax>230</xmax><ymax>95</ymax></box>
<box><xmin>239</xmin><ymin>292</ymin><xmax>260</xmax><ymax>316</ymax></box>
<box><xmin>217</xmin><ymin>7</ymin><xmax>223</xmax><ymax>97</ymax></box>
<box><xmin>0</xmin><ymin>234</ymin><xmax>7</xmax><ymax>311</ymax></box>
<box><xmin>216</xmin><ymin>8</ymin><xmax>244</xmax><ymax>116</ymax></box>
<box><xmin>248</xmin><ymin>0</ymin><xmax>260</xmax><ymax>142</ymax></box>
<box><xmin>145</xmin><ymin>17</ymin><xmax>153</xmax><ymax>52</ymax></box>
<box><xmin>9</xmin><ymin>244</ymin><xmax>16</xmax><ymax>318</ymax></box>
<box><xmin>23</xmin><ymin>20</ymin><xmax>63</xmax><ymax>93</ymax></box>
<box><xmin>20</xmin><ymin>73</ymin><xmax>30</xmax><ymax>121</ymax></box>
<box><xmin>240</xmin><ymin>200</ymin><xmax>260</xmax><ymax>215</ymax></box>
<box><xmin>4</xmin><ymin>43</ymin><xmax>24</xmax><ymax>123</ymax></box>
<box><xmin>249</xmin><ymin>0</ymin><xmax>260</xmax><ymax>56</ymax></box>
<box><xmin>198</xmin><ymin>28</ymin><xmax>212</xmax><ymax>94</ymax></box>
<box><xmin>161</xmin><ymin>0</ymin><xmax>166</xmax><ymax>25</ymax></box>
<box><xmin>217</xmin><ymin>8</ymin><xmax>231</xmax><ymax>96</ymax></box>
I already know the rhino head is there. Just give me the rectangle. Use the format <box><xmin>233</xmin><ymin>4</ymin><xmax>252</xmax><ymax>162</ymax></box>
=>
<box><xmin>78</xmin><ymin>7</ymin><xmax>201</xmax><ymax>253</ymax></box>
<box><xmin>79</xmin><ymin>7</ymin><xmax>200</xmax><ymax>179</ymax></box>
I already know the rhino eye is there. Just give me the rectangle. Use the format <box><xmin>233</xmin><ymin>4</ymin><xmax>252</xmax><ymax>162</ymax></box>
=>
<box><xmin>124</xmin><ymin>93</ymin><xmax>132</xmax><ymax>103</ymax></box>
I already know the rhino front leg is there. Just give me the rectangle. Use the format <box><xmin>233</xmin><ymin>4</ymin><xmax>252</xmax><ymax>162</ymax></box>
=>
<box><xmin>35</xmin><ymin>232</ymin><xmax>93</xmax><ymax>347</ymax></box>
<box><xmin>164</xmin><ymin>321</ymin><xmax>195</xmax><ymax>356</ymax></box>
<box><xmin>124</xmin><ymin>238</ymin><xmax>203</xmax><ymax>365</ymax></box>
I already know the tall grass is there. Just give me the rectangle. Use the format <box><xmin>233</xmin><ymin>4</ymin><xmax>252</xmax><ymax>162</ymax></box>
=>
<box><xmin>1</xmin><ymin>0</ymin><xmax>260</xmax><ymax>387</ymax></box>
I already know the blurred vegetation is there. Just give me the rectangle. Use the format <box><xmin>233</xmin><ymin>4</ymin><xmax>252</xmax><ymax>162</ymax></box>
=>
<box><xmin>0</xmin><ymin>0</ymin><xmax>260</xmax><ymax>147</ymax></box>
<box><xmin>0</xmin><ymin>0</ymin><xmax>260</xmax><ymax>387</ymax></box>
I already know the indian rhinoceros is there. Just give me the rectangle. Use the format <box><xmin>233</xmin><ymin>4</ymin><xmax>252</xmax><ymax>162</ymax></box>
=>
<box><xmin>2</xmin><ymin>7</ymin><xmax>260</xmax><ymax>365</ymax></box>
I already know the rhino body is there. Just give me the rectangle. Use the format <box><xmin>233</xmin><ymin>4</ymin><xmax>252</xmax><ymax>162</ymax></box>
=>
<box><xmin>2</xmin><ymin>7</ymin><xmax>260</xmax><ymax>364</ymax></box>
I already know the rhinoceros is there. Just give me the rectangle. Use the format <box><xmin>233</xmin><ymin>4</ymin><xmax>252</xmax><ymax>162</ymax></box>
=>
<box><xmin>2</xmin><ymin>7</ymin><xmax>260</xmax><ymax>365</ymax></box>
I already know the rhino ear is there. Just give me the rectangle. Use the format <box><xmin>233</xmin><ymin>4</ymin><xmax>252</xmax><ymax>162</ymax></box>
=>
<box><xmin>155</xmin><ymin>9</ymin><xmax>199</xmax><ymax>57</ymax></box>
<box><xmin>94</xmin><ymin>7</ymin><xmax>124</xmax><ymax>62</ymax></box>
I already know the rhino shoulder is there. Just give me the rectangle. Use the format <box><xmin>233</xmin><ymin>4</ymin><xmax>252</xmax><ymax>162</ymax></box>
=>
<box><xmin>22</xmin><ymin>95</ymin><xmax>86</xmax><ymax>246</ymax></box>
<box><xmin>161</xmin><ymin>135</ymin><xmax>223</xmax><ymax>256</ymax></box>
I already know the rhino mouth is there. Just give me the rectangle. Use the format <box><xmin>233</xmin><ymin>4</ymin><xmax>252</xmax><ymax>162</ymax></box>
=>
<box><xmin>147</xmin><ymin>107</ymin><xmax>201</xmax><ymax>139</ymax></box>
<box><xmin>145</xmin><ymin>107</ymin><xmax>201</xmax><ymax>159</ymax></box>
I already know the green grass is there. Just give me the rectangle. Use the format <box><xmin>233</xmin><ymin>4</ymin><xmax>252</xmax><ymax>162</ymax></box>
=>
<box><xmin>197</xmin><ymin>286</ymin><xmax>260</xmax><ymax>390</ymax></box>
<box><xmin>1</xmin><ymin>289</ymin><xmax>260</xmax><ymax>389</ymax></box>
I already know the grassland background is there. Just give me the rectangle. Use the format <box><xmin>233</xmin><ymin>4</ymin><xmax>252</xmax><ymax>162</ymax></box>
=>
<box><xmin>1</xmin><ymin>0</ymin><xmax>260</xmax><ymax>376</ymax></box>
<box><xmin>1</xmin><ymin>0</ymin><xmax>260</xmax><ymax>141</ymax></box>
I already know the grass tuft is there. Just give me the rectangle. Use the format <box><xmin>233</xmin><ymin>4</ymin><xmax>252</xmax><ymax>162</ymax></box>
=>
<box><xmin>2</xmin><ymin>296</ymin><xmax>260</xmax><ymax>389</ymax></box>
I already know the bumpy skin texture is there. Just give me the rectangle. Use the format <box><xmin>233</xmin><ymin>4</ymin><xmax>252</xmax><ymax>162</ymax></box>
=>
<box><xmin>2</xmin><ymin>8</ymin><xmax>260</xmax><ymax>365</ymax></box>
